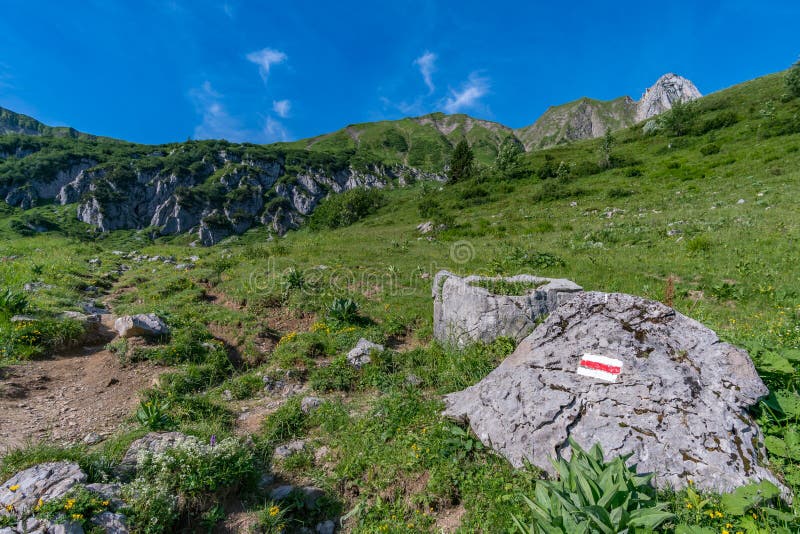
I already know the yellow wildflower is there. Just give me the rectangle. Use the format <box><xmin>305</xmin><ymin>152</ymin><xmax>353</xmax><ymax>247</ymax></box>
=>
<box><xmin>686</xmin><ymin>502</ymin><xmax>693</xmax><ymax>509</ymax></box>
<box><xmin>269</xmin><ymin>505</ymin><xmax>280</xmax><ymax>517</ymax></box>
<box><xmin>102</xmin><ymin>500</ymin><xmax>110</xmax><ymax>507</ymax></box>
<box><xmin>8</xmin><ymin>484</ymin><xmax>19</xmax><ymax>492</ymax></box>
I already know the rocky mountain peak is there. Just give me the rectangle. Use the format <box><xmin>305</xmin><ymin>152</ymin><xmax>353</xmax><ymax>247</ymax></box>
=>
<box><xmin>636</xmin><ymin>73</ymin><xmax>702</xmax><ymax>122</ymax></box>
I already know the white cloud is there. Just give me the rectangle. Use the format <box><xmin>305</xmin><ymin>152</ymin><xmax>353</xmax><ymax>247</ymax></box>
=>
<box><xmin>246</xmin><ymin>47</ymin><xmax>287</xmax><ymax>83</ymax></box>
<box><xmin>262</xmin><ymin>116</ymin><xmax>290</xmax><ymax>142</ymax></box>
<box><xmin>189</xmin><ymin>81</ymin><xmax>291</xmax><ymax>143</ymax></box>
<box><xmin>414</xmin><ymin>51</ymin><xmax>437</xmax><ymax>94</ymax></box>
<box><xmin>221</xmin><ymin>2</ymin><xmax>235</xmax><ymax>19</ymax></box>
<box><xmin>272</xmin><ymin>99</ymin><xmax>291</xmax><ymax>118</ymax></box>
<box><xmin>442</xmin><ymin>73</ymin><xmax>490</xmax><ymax>113</ymax></box>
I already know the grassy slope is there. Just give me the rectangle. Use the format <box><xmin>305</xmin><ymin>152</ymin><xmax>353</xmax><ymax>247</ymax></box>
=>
<box><xmin>1</xmin><ymin>71</ymin><xmax>800</xmax><ymax>532</ymax></box>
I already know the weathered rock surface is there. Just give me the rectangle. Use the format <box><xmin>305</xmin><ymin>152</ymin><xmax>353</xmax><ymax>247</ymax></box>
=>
<box><xmin>0</xmin><ymin>462</ymin><xmax>86</xmax><ymax>516</ymax></box>
<box><xmin>433</xmin><ymin>271</ymin><xmax>582</xmax><ymax>347</ymax></box>
<box><xmin>636</xmin><ymin>73</ymin><xmax>703</xmax><ymax>122</ymax></box>
<box><xmin>91</xmin><ymin>512</ymin><xmax>129</xmax><ymax>533</ymax></box>
<box><xmin>113</xmin><ymin>314</ymin><xmax>169</xmax><ymax>339</ymax></box>
<box><xmin>2</xmin><ymin>517</ymin><xmax>84</xmax><ymax>533</ymax></box>
<box><xmin>115</xmin><ymin>432</ymin><xmax>198</xmax><ymax>477</ymax></box>
<box><xmin>346</xmin><ymin>339</ymin><xmax>384</xmax><ymax>369</ymax></box>
<box><xmin>443</xmin><ymin>292</ymin><xmax>782</xmax><ymax>494</ymax></box>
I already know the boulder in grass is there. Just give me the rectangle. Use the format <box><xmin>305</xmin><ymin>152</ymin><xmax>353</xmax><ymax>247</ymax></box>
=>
<box><xmin>0</xmin><ymin>462</ymin><xmax>86</xmax><ymax>517</ymax></box>
<box><xmin>432</xmin><ymin>270</ymin><xmax>582</xmax><ymax>347</ymax></box>
<box><xmin>443</xmin><ymin>291</ymin><xmax>786</xmax><ymax>495</ymax></box>
<box><xmin>113</xmin><ymin>313</ymin><xmax>169</xmax><ymax>338</ymax></box>
<box><xmin>346</xmin><ymin>338</ymin><xmax>384</xmax><ymax>369</ymax></box>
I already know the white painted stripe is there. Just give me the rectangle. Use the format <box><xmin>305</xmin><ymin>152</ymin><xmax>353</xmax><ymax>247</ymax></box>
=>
<box><xmin>580</xmin><ymin>354</ymin><xmax>623</xmax><ymax>368</ymax></box>
<box><xmin>577</xmin><ymin>367</ymin><xmax>619</xmax><ymax>382</ymax></box>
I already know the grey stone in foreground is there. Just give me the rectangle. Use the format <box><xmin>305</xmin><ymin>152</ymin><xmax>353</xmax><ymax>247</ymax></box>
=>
<box><xmin>433</xmin><ymin>270</ymin><xmax>582</xmax><ymax>347</ymax></box>
<box><xmin>4</xmin><ymin>518</ymin><xmax>84</xmax><ymax>533</ymax></box>
<box><xmin>443</xmin><ymin>291</ymin><xmax>784</xmax><ymax>495</ymax></box>
<box><xmin>113</xmin><ymin>314</ymin><xmax>169</xmax><ymax>338</ymax></box>
<box><xmin>91</xmin><ymin>512</ymin><xmax>129</xmax><ymax>533</ymax></box>
<box><xmin>346</xmin><ymin>339</ymin><xmax>384</xmax><ymax>369</ymax></box>
<box><xmin>115</xmin><ymin>432</ymin><xmax>198</xmax><ymax>477</ymax></box>
<box><xmin>0</xmin><ymin>462</ymin><xmax>87</xmax><ymax>517</ymax></box>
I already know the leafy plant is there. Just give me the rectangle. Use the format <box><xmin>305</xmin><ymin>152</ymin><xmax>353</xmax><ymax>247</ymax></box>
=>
<box><xmin>512</xmin><ymin>439</ymin><xmax>673</xmax><ymax>533</ymax></box>
<box><xmin>136</xmin><ymin>399</ymin><xmax>172</xmax><ymax>430</ymax></box>
<box><xmin>284</xmin><ymin>267</ymin><xmax>305</xmax><ymax>290</ymax></box>
<box><xmin>786</xmin><ymin>61</ymin><xmax>800</xmax><ymax>98</ymax></box>
<box><xmin>327</xmin><ymin>298</ymin><xmax>359</xmax><ymax>324</ymax></box>
<box><xmin>0</xmin><ymin>288</ymin><xmax>27</xmax><ymax>315</ymax></box>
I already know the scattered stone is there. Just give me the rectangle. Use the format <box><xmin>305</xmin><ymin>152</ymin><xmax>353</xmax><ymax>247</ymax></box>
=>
<box><xmin>0</xmin><ymin>462</ymin><xmax>87</xmax><ymax>516</ymax></box>
<box><xmin>316</xmin><ymin>520</ymin><xmax>336</xmax><ymax>534</ymax></box>
<box><xmin>23</xmin><ymin>282</ymin><xmax>53</xmax><ymax>292</ymax></box>
<box><xmin>115</xmin><ymin>432</ymin><xmax>198</xmax><ymax>477</ymax></box>
<box><xmin>91</xmin><ymin>512</ymin><xmax>129</xmax><ymax>533</ymax></box>
<box><xmin>603</xmin><ymin>208</ymin><xmax>624</xmax><ymax>218</ymax></box>
<box><xmin>273</xmin><ymin>440</ymin><xmax>307</xmax><ymax>459</ymax></box>
<box><xmin>270</xmin><ymin>485</ymin><xmax>325</xmax><ymax>509</ymax></box>
<box><xmin>6</xmin><ymin>518</ymin><xmax>84</xmax><ymax>533</ymax></box>
<box><xmin>10</xmin><ymin>315</ymin><xmax>38</xmax><ymax>324</ymax></box>
<box><xmin>346</xmin><ymin>339</ymin><xmax>384</xmax><ymax>369</ymax></box>
<box><xmin>83</xmin><ymin>432</ymin><xmax>104</xmax><ymax>445</ymax></box>
<box><xmin>405</xmin><ymin>373</ymin><xmax>422</xmax><ymax>386</ymax></box>
<box><xmin>221</xmin><ymin>389</ymin><xmax>233</xmax><ymax>401</ymax></box>
<box><xmin>257</xmin><ymin>473</ymin><xmax>275</xmax><ymax>492</ymax></box>
<box><xmin>433</xmin><ymin>271</ymin><xmax>583</xmax><ymax>347</ymax></box>
<box><xmin>300</xmin><ymin>396</ymin><xmax>323</xmax><ymax>414</ymax></box>
<box><xmin>113</xmin><ymin>314</ymin><xmax>169</xmax><ymax>339</ymax></box>
<box><xmin>443</xmin><ymin>291</ymin><xmax>785</xmax><ymax>494</ymax></box>
<box><xmin>737</xmin><ymin>198</ymin><xmax>745</xmax><ymax>204</ymax></box>
<box><xmin>88</xmin><ymin>258</ymin><xmax>101</xmax><ymax>266</ymax></box>
<box><xmin>416</xmin><ymin>221</ymin><xmax>434</xmax><ymax>234</ymax></box>
<box><xmin>269</xmin><ymin>485</ymin><xmax>295</xmax><ymax>501</ymax></box>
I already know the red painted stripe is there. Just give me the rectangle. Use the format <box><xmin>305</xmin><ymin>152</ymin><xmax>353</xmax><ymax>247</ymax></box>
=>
<box><xmin>579</xmin><ymin>359</ymin><xmax>621</xmax><ymax>374</ymax></box>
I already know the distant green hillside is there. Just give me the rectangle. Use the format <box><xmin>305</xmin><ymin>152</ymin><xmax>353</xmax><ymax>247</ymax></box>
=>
<box><xmin>0</xmin><ymin>106</ymin><xmax>98</xmax><ymax>140</ymax></box>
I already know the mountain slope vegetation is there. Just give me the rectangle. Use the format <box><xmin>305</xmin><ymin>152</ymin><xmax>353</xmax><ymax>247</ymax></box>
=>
<box><xmin>0</xmin><ymin>68</ymin><xmax>799</xmax><ymax>532</ymax></box>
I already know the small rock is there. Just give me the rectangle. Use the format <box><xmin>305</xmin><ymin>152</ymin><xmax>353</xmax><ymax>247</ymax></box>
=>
<box><xmin>10</xmin><ymin>315</ymin><xmax>37</xmax><ymax>323</ymax></box>
<box><xmin>115</xmin><ymin>432</ymin><xmax>198</xmax><ymax>478</ymax></box>
<box><xmin>88</xmin><ymin>258</ymin><xmax>101</xmax><ymax>266</ymax></box>
<box><xmin>316</xmin><ymin>520</ymin><xmax>336</xmax><ymax>534</ymax></box>
<box><xmin>737</xmin><ymin>198</ymin><xmax>745</xmax><ymax>204</ymax></box>
<box><xmin>222</xmin><ymin>390</ymin><xmax>233</xmax><ymax>402</ymax></box>
<box><xmin>23</xmin><ymin>282</ymin><xmax>53</xmax><ymax>292</ymax></box>
<box><xmin>83</xmin><ymin>432</ymin><xmax>104</xmax><ymax>445</ymax></box>
<box><xmin>346</xmin><ymin>339</ymin><xmax>384</xmax><ymax>369</ymax></box>
<box><xmin>273</xmin><ymin>440</ymin><xmax>306</xmax><ymax>459</ymax></box>
<box><xmin>257</xmin><ymin>473</ymin><xmax>275</xmax><ymax>492</ymax></box>
<box><xmin>416</xmin><ymin>221</ymin><xmax>434</xmax><ymax>234</ymax></box>
<box><xmin>300</xmin><ymin>396</ymin><xmax>323</xmax><ymax>414</ymax></box>
<box><xmin>269</xmin><ymin>485</ymin><xmax>295</xmax><ymax>501</ymax></box>
<box><xmin>113</xmin><ymin>314</ymin><xmax>169</xmax><ymax>339</ymax></box>
<box><xmin>405</xmin><ymin>373</ymin><xmax>422</xmax><ymax>386</ymax></box>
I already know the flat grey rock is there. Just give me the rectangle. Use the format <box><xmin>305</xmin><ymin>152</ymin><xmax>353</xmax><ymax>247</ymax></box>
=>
<box><xmin>433</xmin><ymin>270</ymin><xmax>582</xmax><ymax>347</ymax></box>
<box><xmin>300</xmin><ymin>396</ymin><xmax>323</xmax><ymax>414</ymax></box>
<box><xmin>0</xmin><ymin>462</ymin><xmax>86</xmax><ymax>517</ymax></box>
<box><xmin>444</xmin><ymin>291</ymin><xmax>784</xmax><ymax>494</ymax></box>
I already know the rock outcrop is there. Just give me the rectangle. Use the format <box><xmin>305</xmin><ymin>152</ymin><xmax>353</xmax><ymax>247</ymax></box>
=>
<box><xmin>443</xmin><ymin>292</ymin><xmax>783</xmax><ymax>494</ymax></box>
<box><xmin>433</xmin><ymin>271</ymin><xmax>582</xmax><ymax>347</ymax></box>
<box><xmin>115</xmin><ymin>432</ymin><xmax>198</xmax><ymax>478</ymax></box>
<box><xmin>346</xmin><ymin>338</ymin><xmax>384</xmax><ymax>369</ymax></box>
<box><xmin>0</xmin><ymin>462</ymin><xmax>86</xmax><ymax>517</ymax></box>
<box><xmin>636</xmin><ymin>73</ymin><xmax>702</xmax><ymax>122</ymax></box>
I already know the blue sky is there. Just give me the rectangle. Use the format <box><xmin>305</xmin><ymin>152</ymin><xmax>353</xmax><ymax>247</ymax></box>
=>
<box><xmin>0</xmin><ymin>1</ymin><xmax>798</xmax><ymax>145</ymax></box>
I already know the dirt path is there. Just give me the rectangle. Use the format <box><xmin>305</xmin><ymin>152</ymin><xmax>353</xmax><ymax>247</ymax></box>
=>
<box><xmin>0</xmin><ymin>315</ymin><xmax>164</xmax><ymax>453</ymax></box>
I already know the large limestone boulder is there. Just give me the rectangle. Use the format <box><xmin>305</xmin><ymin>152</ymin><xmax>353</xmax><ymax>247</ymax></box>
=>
<box><xmin>444</xmin><ymin>292</ymin><xmax>783</xmax><ymax>494</ymax></box>
<box><xmin>113</xmin><ymin>314</ymin><xmax>169</xmax><ymax>339</ymax></box>
<box><xmin>433</xmin><ymin>271</ymin><xmax>582</xmax><ymax>347</ymax></box>
<box><xmin>0</xmin><ymin>462</ymin><xmax>86</xmax><ymax>517</ymax></box>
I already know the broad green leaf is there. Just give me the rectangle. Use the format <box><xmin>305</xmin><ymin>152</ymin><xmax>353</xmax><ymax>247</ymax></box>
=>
<box><xmin>759</xmin><ymin>351</ymin><xmax>796</xmax><ymax>375</ymax></box>
<box><xmin>720</xmin><ymin>480</ymin><xmax>781</xmax><ymax>515</ymax></box>
<box><xmin>675</xmin><ymin>525</ymin><xmax>716</xmax><ymax>534</ymax></box>
<box><xmin>628</xmin><ymin>507</ymin><xmax>675</xmax><ymax>529</ymax></box>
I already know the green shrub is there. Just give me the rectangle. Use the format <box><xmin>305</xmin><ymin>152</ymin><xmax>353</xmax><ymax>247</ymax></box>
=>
<box><xmin>136</xmin><ymin>399</ymin><xmax>173</xmax><ymax>430</ymax></box>
<box><xmin>512</xmin><ymin>439</ymin><xmax>673</xmax><ymax>533</ymax></box>
<box><xmin>309</xmin><ymin>355</ymin><xmax>359</xmax><ymax>392</ymax></box>
<box><xmin>606</xmin><ymin>187</ymin><xmax>634</xmax><ymax>199</ymax></box>
<box><xmin>662</xmin><ymin>100</ymin><xmax>698</xmax><ymax>136</ymax></box>
<box><xmin>686</xmin><ymin>235</ymin><xmax>712</xmax><ymax>254</ymax></box>
<box><xmin>700</xmin><ymin>143</ymin><xmax>721</xmax><ymax>156</ymax></box>
<box><xmin>124</xmin><ymin>437</ymin><xmax>257</xmax><ymax>532</ymax></box>
<box><xmin>785</xmin><ymin>61</ymin><xmax>800</xmax><ymax>98</ymax></box>
<box><xmin>261</xmin><ymin>396</ymin><xmax>308</xmax><ymax>443</ymax></box>
<box><xmin>308</xmin><ymin>188</ymin><xmax>386</xmax><ymax>230</ymax></box>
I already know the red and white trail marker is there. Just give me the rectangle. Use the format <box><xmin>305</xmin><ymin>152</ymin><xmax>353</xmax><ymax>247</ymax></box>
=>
<box><xmin>577</xmin><ymin>354</ymin><xmax>623</xmax><ymax>382</ymax></box>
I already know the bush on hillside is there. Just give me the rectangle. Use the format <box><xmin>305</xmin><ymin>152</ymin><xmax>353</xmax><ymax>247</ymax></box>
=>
<box><xmin>786</xmin><ymin>61</ymin><xmax>800</xmax><ymax>98</ymax></box>
<box><xmin>307</xmin><ymin>188</ymin><xmax>386</xmax><ymax>230</ymax></box>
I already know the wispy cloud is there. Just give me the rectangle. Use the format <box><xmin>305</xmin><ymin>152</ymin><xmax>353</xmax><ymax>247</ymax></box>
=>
<box><xmin>414</xmin><ymin>51</ymin><xmax>437</xmax><ymax>94</ymax></box>
<box><xmin>272</xmin><ymin>99</ymin><xmax>291</xmax><ymax>118</ymax></box>
<box><xmin>263</xmin><ymin>116</ymin><xmax>290</xmax><ymax>142</ymax></box>
<box><xmin>442</xmin><ymin>73</ymin><xmax>490</xmax><ymax>113</ymax></box>
<box><xmin>189</xmin><ymin>81</ymin><xmax>291</xmax><ymax>143</ymax></box>
<box><xmin>246</xmin><ymin>47</ymin><xmax>287</xmax><ymax>83</ymax></box>
<box><xmin>221</xmin><ymin>2</ymin><xmax>235</xmax><ymax>19</ymax></box>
